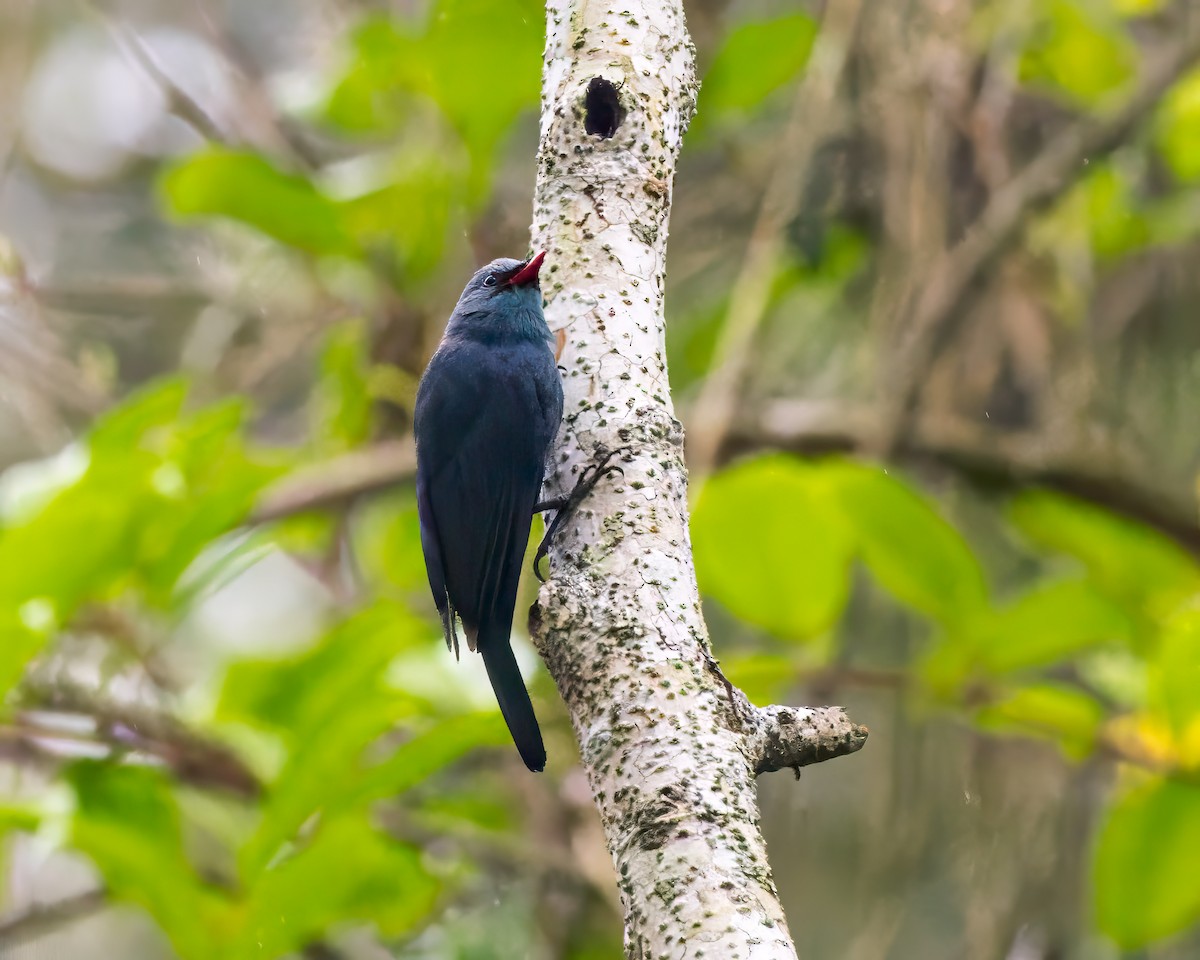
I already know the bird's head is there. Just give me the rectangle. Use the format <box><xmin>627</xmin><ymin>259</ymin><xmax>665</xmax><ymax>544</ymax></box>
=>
<box><xmin>447</xmin><ymin>251</ymin><xmax>551</xmax><ymax>343</ymax></box>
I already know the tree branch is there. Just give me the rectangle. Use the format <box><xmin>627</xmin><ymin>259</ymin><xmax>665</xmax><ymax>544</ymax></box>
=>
<box><xmin>104</xmin><ymin>16</ymin><xmax>227</xmax><ymax>143</ymax></box>
<box><xmin>728</xmin><ymin>400</ymin><xmax>1200</xmax><ymax>556</ymax></box>
<box><xmin>0</xmin><ymin>889</ymin><xmax>107</xmax><ymax>949</ymax></box>
<box><xmin>685</xmin><ymin>0</ymin><xmax>863</xmax><ymax>481</ymax></box>
<box><xmin>11</xmin><ymin>680</ymin><xmax>261</xmax><ymax>798</ymax></box>
<box><xmin>251</xmin><ymin>439</ymin><xmax>415</xmax><ymax>523</ymax></box>
<box><xmin>884</xmin><ymin>17</ymin><xmax>1200</xmax><ymax>449</ymax></box>
<box><xmin>526</xmin><ymin>3</ymin><xmax>866</xmax><ymax>957</ymax></box>
<box><xmin>245</xmin><ymin>391</ymin><xmax>1199</xmax><ymax>565</ymax></box>
<box><xmin>751</xmin><ymin>705</ymin><xmax>869</xmax><ymax>776</ymax></box>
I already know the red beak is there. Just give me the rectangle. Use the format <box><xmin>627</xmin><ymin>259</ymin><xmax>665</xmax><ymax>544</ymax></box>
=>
<box><xmin>507</xmin><ymin>250</ymin><xmax>546</xmax><ymax>287</ymax></box>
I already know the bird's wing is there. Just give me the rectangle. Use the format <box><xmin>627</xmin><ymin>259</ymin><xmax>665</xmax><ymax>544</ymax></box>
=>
<box><xmin>414</xmin><ymin>341</ymin><xmax>554</xmax><ymax>645</ymax></box>
<box><xmin>416</xmin><ymin>468</ymin><xmax>457</xmax><ymax>655</ymax></box>
<box><xmin>439</xmin><ymin>453</ymin><xmax>533</xmax><ymax>649</ymax></box>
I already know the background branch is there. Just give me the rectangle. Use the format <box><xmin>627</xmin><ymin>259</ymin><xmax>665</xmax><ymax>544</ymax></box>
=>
<box><xmin>0</xmin><ymin>889</ymin><xmax>107</xmax><ymax>949</ymax></box>
<box><xmin>686</xmin><ymin>0</ymin><xmax>864</xmax><ymax>481</ymax></box>
<box><xmin>249</xmin><ymin>398</ymin><xmax>1200</xmax><ymax>558</ymax></box>
<box><xmin>728</xmin><ymin>399</ymin><xmax>1200</xmax><ymax>555</ymax></box>
<box><xmin>252</xmin><ymin>439</ymin><xmax>416</xmax><ymax>523</ymax></box>
<box><xmin>883</xmin><ymin>16</ymin><xmax>1200</xmax><ymax>449</ymax></box>
<box><xmin>12</xmin><ymin>680</ymin><xmax>261</xmax><ymax>798</ymax></box>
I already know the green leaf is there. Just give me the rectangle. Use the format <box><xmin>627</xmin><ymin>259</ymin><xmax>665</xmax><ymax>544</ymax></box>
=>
<box><xmin>1094</xmin><ymin>778</ymin><xmax>1200</xmax><ymax>947</ymax></box>
<box><xmin>1009</xmin><ymin>490</ymin><xmax>1200</xmax><ymax>619</ymax></box>
<box><xmin>14</xmin><ymin>384</ymin><xmax>279</xmax><ymax>609</ymax></box>
<box><xmin>1076</xmin><ymin>648</ymin><xmax>1148</xmax><ymax>709</ymax></box>
<box><xmin>223</xmin><ymin>605</ymin><xmax>521</xmax><ymax>876</ymax></box>
<box><xmin>0</xmin><ymin>479</ymin><xmax>136</xmax><ymax>618</ymax></box>
<box><xmin>1083</xmin><ymin>163</ymin><xmax>1150</xmax><ymax>260</ymax></box>
<box><xmin>134</xmin><ymin>400</ymin><xmax>284</xmax><ymax>605</ymax></box>
<box><xmin>0</xmin><ymin>803</ymin><xmax>40</xmax><ymax>834</ymax></box>
<box><xmin>240</xmin><ymin>819</ymin><xmax>439</xmax><ymax>958</ymax></box>
<box><xmin>692</xmin><ymin>455</ymin><xmax>854</xmax><ymax>639</ymax></box>
<box><xmin>321</xmin><ymin>0</ymin><xmax>544</xmax><ymax>266</ymax></box>
<box><xmin>324</xmin><ymin>18</ymin><xmax>419</xmax><ymax>134</ymax></box>
<box><xmin>337</xmin><ymin>155</ymin><xmax>459</xmax><ymax>278</ymax></box>
<box><xmin>1019</xmin><ymin>0</ymin><xmax>1137</xmax><ymax>106</ymax></box>
<box><xmin>161</xmin><ymin>148</ymin><xmax>354</xmax><ymax>255</ymax></box>
<box><xmin>67</xmin><ymin>763</ymin><xmax>228</xmax><ymax>960</ymax></box>
<box><xmin>67</xmin><ymin>764</ymin><xmax>440</xmax><ymax>960</ymax></box>
<box><xmin>352</xmin><ymin>712</ymin><xmax>513</xmax><ymax>805</ymax></box>
<box><xmin>354</xmin><ymin>491</ymin><xmax>430</xmax><ymax>597</ymax></box>
<box><xmin>722</xmin><ymin>651</ymin><xmax>800</xmax><ymax>705</ymax></box>
<box><xmin>1113</xmin><ymin>0</ymin><xmax>1167</xmax><ymax>13</ymax></box>
<box><xmin>700</xmin><ymin>14</ymin><xmax>817</xmax><ymax>119</ymax></box>
<box><xmin>0</xmin><ymin>384</ymin><xmax>186</xmax><ymax>610</ymax></box>
<box><xmin>240</xmin><ymin>689</ymin><xmax>405</xmax><ymax>877</ymax></box>
<box><xmin>218</xmin><ymin>603</ymin><xmax>419</xmax><ymax>737</ymax></box>
<box><xmin>417</xmin><ymin>0</ymin><xmax>542</xmax><ymax>176</ymax></box>
<box><xmin>1153</xmin><ymin>604</ymin><xmax>1200</xmax><ymax>737</ymax></box>
<box><xmin>831</xmin><ymin>463</ymin><xmax>988</xmax><ymax>625</ymax></box>
<box><xmin>973</xmin><ymin>683</ymin><xmax>1105</xmax><ymax>755</ymax></box>
<box><xmin>1155</xmin><ymin>67</ymin><xmax>1200</xmax><ymax>183</ymax></box>
<box><xmin>87</xmin><ymin>379</ymin><xmax>190</xmax><ymax>452</ymax></box>
<box><xmin>223</xmin><ymin>605</ymin><xmax>426</xmax><ymax>875</ymax></box>
<box><xmin>416</xmin><ymin>788</ymin><xmax>515</xmax><ymax>833</ymax></box>
<box><xmin>918</xmin><ymin>636</ymin><xmax>977</xmax><ymax>697</ymax></box>
<box><xmin>325</xmin><ymin>0</ymin><xmax>542</xmax><ymax>191</ymax></box>
<box><xmin>973</xmin><ymin>578</ymin><xmax>1133</xmax><ymax>674</ymax></box>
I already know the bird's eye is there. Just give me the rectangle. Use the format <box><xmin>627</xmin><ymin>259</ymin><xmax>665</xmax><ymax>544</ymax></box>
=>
<box><xmin>483</xmin><ymin>274</ymin><xmax>498</xmax><ymax>287</ymax></box>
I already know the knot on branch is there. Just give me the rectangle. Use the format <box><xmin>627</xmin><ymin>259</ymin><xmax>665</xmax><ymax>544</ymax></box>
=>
<box><xmin>750</xmin><ymin>705</ymin><xmax>868</xmax><ymax>776</ymax></box>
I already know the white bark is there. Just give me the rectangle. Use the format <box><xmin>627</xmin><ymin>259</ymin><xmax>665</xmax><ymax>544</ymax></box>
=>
<box><xmin>528</xmin><ymin>2</ymin><xmax>867</xmax><ymax>958</ymax></box>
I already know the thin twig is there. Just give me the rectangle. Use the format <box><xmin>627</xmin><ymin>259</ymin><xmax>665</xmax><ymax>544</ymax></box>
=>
<box><xmin>12</xmin><ymin>681</ymin><xmax>261</xmax><ymax>797</ymax></box>
<box><xmin>252</xmin><ymin>438</ymin><xmax>416</xmax><ymax>523</ymax></box>
<box><xmin>73</xmin><ymin>605</ymin><xmax>177</xmax><ymax>692</ymax></box>
<box><xmin>686</xmin><ymin>0</ymin><xmax>864</xmax><ymax>483</ymax></box>
<box><xmin>191</xmin><ymin>0</ymin><xmax>324</xmax><ymax>170</ymax></box>
<box><xmin>0</xmin><ymin>889</ymin><xmax>107</xmax><ymax>948</ymax></box>
<box><xmin>105</xmin><ymin>18</ymin><xmax>227</xmax><ymax>143</ymax></box>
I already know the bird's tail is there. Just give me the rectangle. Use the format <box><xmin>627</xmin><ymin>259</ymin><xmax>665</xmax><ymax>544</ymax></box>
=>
<box><xmin>479</xmin><ymin>637</ymin><xmax>546</xmax><ymax>772</ymax></box>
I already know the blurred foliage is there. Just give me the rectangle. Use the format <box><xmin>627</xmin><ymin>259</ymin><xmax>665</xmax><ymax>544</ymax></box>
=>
<box><xmin>162</xmin><ymin>149</ymin><xmax>357</xmax><ymax>257</ymax></box>
<box><xmin>1019</xmin><ymin>0</ymin><xmax>1137</xmax><ymax>105</ymax></box>
<box><xmin>67</xmin><ymin>760</ymin><xmax>440</xmax><ymax>960</ymax></box>
<box><xmin>693</xmin><ymin>452</ymin><xmax>1200</xmax><ymax>945</ymax></box>
<box><xmin>0</xmin><ymin>382</ymin><xmax>282</xmax><ymax>694</ymax></box>
<box><xmin>323</xmin><ymin>0</ymin><xmax>544</xmax><ymax>186</ymax></box>
<box><xmin>313</xmin><ymin>319</ymin><xmax>376</xmax><ymax>450</ymax></box>
<box><xmin>691</xmin><ymin>12</ymin><xmax>816</xmax><ymax>133</ymax></box>
<box><xmin>3</xmin><ymin>0</ymin><xmax>1200</xmax><ymax>958</ymax></box>
<box><xmin>1156</xmin><ymin>68</ymin><xmax>1200</xmax><ymax>181</ymax></box>
<box><xmin>1094</xmin><ymin>778</ymin><xmax>1200</xmax><ymax>947</ymax></box>
<box><xmin>692</xmin><ymin>456</ymin><xmax>853</xmax><ymax>638</ymax></box>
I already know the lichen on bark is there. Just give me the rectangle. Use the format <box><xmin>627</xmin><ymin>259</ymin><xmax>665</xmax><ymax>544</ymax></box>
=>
<box><xmin>527</xmin><ymin>1</ymin><xmax>867</xmax><ymax>957</ymax></box>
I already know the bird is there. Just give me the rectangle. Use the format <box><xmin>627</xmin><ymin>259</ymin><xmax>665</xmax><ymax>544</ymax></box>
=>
<box><xmin>414</xmin><ymin>250</ymin><xmax>563</xmax><ymax>772</ymax></box>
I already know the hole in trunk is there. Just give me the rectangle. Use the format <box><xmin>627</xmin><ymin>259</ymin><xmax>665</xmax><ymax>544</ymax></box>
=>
<box><xmin>584</xmin><ymin>78</ymin><xmax>625</xmax><ymax>138</ymax></box>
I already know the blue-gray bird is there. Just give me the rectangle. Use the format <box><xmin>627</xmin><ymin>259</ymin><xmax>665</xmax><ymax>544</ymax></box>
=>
<box><xmin>414</xmin><ymin>251</ymin><xmax>562</xmax><ymax>771</ymax></box>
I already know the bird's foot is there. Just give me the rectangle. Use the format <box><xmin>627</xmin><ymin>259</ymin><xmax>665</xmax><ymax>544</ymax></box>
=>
<box><xmin>533</xmin><ymin>446</ymin><xmax>630</xmax><ymax>582</ymax></box>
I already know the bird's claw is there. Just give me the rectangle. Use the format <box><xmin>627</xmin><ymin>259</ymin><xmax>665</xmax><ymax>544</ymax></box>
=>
<box><xmin>533</xmin><ymin>445</ymin><xmax>631</xmax><ymax>582</ymax></box>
